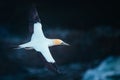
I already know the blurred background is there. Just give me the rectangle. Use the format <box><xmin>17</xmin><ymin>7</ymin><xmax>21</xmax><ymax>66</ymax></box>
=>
<box><xmin>0</xmin><ymin>0</ymin><xmax>119</xmax><ymax>80</ymax></box>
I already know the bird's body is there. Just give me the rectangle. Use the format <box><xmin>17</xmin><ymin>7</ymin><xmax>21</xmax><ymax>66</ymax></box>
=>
<box><xmin>16</xmin><ymin>5</ymin><xmax>69</xmax><ymax>74</ymax></box>
<box><xmin>19</xmin><ymin>22</ymin><xmax>56</xmax><ymax>63</ymax></box>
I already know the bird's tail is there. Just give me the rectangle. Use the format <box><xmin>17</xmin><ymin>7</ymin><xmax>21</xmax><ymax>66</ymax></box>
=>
<box><xmin>14</xmin><ymin>42</ymin><xmax>32</xmax><ymax>49</ymax></box>
<box><xmin>13</xmin><ymin>43</ymin><xmax>27</xmax><ymax>49</ymax></box>
<box><xmin>8</xmin><ymin>44</ymin><xmax>22</xmax><ymax>50</ymax></box>
<box><xmin>13</xmin><ymin>45</ymin><xmax>23</xmax><ymax>49</ymax></box>
<box><xmin>14</xmin><ymin>46</ymin><xmax>22</xmax><ymax>49</ymax></box>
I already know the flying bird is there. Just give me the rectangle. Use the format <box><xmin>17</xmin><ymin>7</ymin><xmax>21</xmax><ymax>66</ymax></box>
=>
<box><xmin>16</xmin><ymin>5</ymin><xmax>69</xmax><ymax>74</ymax></box>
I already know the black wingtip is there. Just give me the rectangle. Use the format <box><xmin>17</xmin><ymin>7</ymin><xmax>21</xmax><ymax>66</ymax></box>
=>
<box><xmin>45</xmin><ymin>62</ymin><xmax>64</xmax><ymax>75</ymax></box>
<box><xmin>29</xmin><ymin>4</ymin><xmax>41</xmax><ymax>23</ymax></box>
<box><xmin>29</xmin><ymin>4</ymin><xmax>41</xmax><ymax>33</ymax></box>
<box><xmin>36</xmin><ymin>52</ymin><xmax>64</xmax><ymax>74</ymax></box>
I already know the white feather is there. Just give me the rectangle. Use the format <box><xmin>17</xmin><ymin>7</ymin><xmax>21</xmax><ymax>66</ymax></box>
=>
<box><xmin>31</xmin><ymin>22</ymin><xmax>45</xmax><ymax>41</ymax></box>
<box><xmin>34</xmin><ymin>44</ymin><xmax>55</xmax><ymax>63</ymax></box>
<box><xmin>18</xmin><ymin>22</ymin><xmax>55</xmax><ymax>63</ymax></box>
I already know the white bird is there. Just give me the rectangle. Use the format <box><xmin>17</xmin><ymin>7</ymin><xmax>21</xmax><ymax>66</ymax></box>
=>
<box><xmin>16</xmin><ymin>5</ymin><xmax>69</xmax><ymax>74</ymax></box>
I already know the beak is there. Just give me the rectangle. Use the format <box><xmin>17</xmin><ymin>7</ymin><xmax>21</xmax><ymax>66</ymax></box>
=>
<box><xmin>61</xmin><ymin>42</ymin><xmax>70</xmax><ymax>46</ymax></box>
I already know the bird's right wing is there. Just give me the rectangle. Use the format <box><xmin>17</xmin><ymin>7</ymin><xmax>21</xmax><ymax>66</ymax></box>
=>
<box><xmin>29</xmin><ymin>4</ymin><xmax>41</xmax><ymax>25</ymax></box>
<box><xmin>31</xmin><ymin>22</ymin><xmax>45</xmax><ymax>40</ymax></box>
<box><xmin>29</xmin><ymin>4</ymin><xmax>40</xmax><ymax>33</ymax></box>
<box><xmin>29</xmin><ymin>5</ymin><xmax>45</xmax><ymax>40</ymax></box>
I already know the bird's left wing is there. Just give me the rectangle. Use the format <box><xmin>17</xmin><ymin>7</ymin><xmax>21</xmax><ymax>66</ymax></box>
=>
<box><xmin>34</xmin><ymin>45</ymin><xmax>55</xmax><ymax>63</ymax></box>
<box><xmin>34</xmin><ymin>46</ymin><xmax>61</xmax><ymax>74</ymax></box>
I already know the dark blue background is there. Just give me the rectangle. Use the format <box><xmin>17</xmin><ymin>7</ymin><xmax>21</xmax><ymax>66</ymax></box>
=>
<box><xmin>0</xmin><ymin>0</ymin><xmax>119</xmax><ymax>80</ymax></box>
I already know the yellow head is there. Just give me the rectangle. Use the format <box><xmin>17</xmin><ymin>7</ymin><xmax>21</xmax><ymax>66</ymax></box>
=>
<box><xmin>53</xmin><ymin>39</ymin><xmax>70</xmax><ymax>46</ymax></box>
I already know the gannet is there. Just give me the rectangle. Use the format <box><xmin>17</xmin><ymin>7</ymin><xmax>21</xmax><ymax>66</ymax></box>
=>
<box><xmin>16</xmin><ymin>5</ymin><xmax>69</xmax><ymax>74</ymax></box>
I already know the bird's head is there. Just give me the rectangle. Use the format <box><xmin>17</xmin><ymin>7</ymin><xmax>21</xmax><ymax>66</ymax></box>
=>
<box><xmin>53</xmin><ymin>39</ymin><xmax>70</xmax><ymax>46</ymax></box>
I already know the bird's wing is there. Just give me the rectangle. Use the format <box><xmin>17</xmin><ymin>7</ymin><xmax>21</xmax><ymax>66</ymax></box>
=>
<box><xmin>34</xmin><ymin>46</ymin><xmax>55</xmax><ymax>63</ymax></box>
<box><xmin>34</xmin><ymin>46</ymin><xmax>61</xmax><ymax>74</ymax></box>
<box><xmin>29</xmin><ymin>5</ymin><xmax>45</xmax><ymax>40</ymax></box>
<box><xmin>31</xmin><ymin>22</ymin><xmax>45</xmax><ymax>40</ymax></box>
<box><xmin>29</xmin><ymin>4</ymin><xmax>40</xmax><ymax>33</ymax></box>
